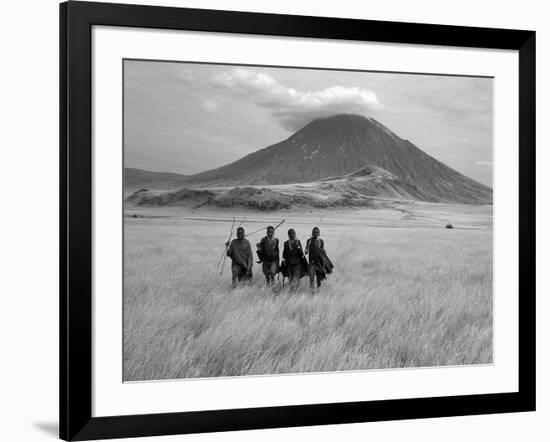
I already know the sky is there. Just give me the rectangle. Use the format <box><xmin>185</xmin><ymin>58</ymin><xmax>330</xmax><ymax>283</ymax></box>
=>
<box><xmin>124</xmin><ymin>60</ymin><xmax>493</xmax><ymax>186</ymax></box>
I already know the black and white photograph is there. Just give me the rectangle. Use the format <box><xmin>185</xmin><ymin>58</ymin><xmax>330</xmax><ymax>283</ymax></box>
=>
<box><xmin>123</xmin><ymin>59</ymin><xmax>494</xmax><ymax>382</ymax></box>
<box><xmin>0</xmin><ymin>0</ymin><xmax>544</xmax><ymax>439</ymax></box>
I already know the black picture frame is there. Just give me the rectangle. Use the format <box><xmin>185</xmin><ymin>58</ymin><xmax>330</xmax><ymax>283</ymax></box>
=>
<box><xmin>60</xmin><ymin>1</ymin><xmax>536</xmax><ymax>440</ymax></box>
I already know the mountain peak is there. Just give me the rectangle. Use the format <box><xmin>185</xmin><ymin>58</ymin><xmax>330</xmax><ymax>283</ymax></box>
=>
<box><xmin>301</xmin><ymin>113</ymin><xmax>370</xmax><ymax>129</ymax></box>
<box><xmin>295</xmin><ymin>113</ymin><xmax>400</xmax><ymax>141</ymax></box>
<box><xmin>317</xmin><ymin>113</ymin><xmax>370</xmax><ymax>123</ymax></box>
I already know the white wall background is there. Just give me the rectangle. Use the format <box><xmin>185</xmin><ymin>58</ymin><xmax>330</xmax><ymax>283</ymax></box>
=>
<box><xmin>0</xmin><ymin>0</ymin><xmax>547</xmax><ymax>441</ymax></box>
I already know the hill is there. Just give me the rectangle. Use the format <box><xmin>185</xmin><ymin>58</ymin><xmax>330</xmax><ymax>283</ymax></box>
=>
<box><xmin>124</xmin><ymin>168</ymin><xmax>188</xmax><ymax>194</ymax></box>
<box><xmin>126</xmin><ymin>165</ymin><xmax>479</xmax><ymax>211</ymax></box>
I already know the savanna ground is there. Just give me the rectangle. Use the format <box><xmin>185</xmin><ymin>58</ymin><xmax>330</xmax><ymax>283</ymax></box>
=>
<box><xmin>123</xmin><ymin>202</ymin><xmax>493</xmax><ymax>381</ymax></box>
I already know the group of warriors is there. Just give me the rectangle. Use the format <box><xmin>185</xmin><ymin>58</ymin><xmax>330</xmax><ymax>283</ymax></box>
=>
<box><xmin>225</xmin><ymin>225</ymin><xmax>334</xmax><ymax>293</ymax></box>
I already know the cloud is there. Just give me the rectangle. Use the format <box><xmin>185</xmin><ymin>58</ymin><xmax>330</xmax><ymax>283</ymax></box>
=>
<box><xmin>202</xmin><ymin>99</ymin><xmax>220</xmax><ymax>113</ymax></box>
<box><xmin>212</xmin><ymin>68</ymin><xmax>381</xmax><ymax>131</ymax></box>
<box><xmin>176</xmin><ymin>69</ymin><xmax>194</xmax><ymax>82</ymax></box>
<box><xmin>475</xmin><ymin>161</ymin><xmax>493</xmax><ymax>166</ymax></box>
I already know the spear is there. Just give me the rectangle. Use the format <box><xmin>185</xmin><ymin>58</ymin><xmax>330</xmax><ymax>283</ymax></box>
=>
<box><xmin>317</xmin><ymin>214</ymin><xmax>325</xmax><ymax>228</ymax></box>
<box><xmin>216</xmin><ymin>218</ymin><xmax>235</xmax><ymax>268</ymax></box>
<box><xmin>243</xmin><ymin>225</ymin><xmax>266</xmax><ymax>238</ymax></box>
<box><xmin>274</xmin><ymin>219</ymin><xmax>286</xmax><ymax>231</ymax></box>
<box><xmin>218</xmin><ymin>217</ymin><xmax>236</xmax><ymax>275</ymax></box>
<box><xmin>244</xmin><ymin>219</ymin><xmax>286</xmax><ymax>238</ymax></box>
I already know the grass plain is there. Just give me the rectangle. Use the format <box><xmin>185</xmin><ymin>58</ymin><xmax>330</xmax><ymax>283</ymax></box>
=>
<box><xmin>123</xmin><ymin>203</ymin><xmax>493</xmax><ymax>381</ymax></box>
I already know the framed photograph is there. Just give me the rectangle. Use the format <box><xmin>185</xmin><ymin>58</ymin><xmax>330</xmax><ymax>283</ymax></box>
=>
<box><xmin>60</xmin><ymin>1</ymin><xmax>536</xmax><ymax>440</ymax></box>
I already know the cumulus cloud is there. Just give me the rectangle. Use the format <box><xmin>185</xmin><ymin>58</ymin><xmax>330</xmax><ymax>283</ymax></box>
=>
<box><xmin>212</xmin><ymin>68</ymin><xmax>381</xmax><ymax>131</ymax></box>
<box><xmin>475</xmin><ymin>161</ymin><xmax>493</xmax><ymax>166</ymax></box>
<box><xmin>176</xmin><ymin>69</ymin><xmax>194</xmax><ymax>82</ymax></box>
<box><xmin>202</xmin><ymin>99</ymin><xmax>220</xmax><ymax>113</ymax></box>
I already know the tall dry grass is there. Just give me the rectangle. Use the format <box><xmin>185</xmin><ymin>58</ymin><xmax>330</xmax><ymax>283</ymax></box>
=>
<box><xmin>123</xmin><ymin>213</ymin><xmax>492</xmax><ymax>381</ymax></box>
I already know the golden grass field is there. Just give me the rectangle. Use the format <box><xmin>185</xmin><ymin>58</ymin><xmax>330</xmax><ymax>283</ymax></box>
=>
<box><xmin>123</xmin><ymin>203</ymin><xmax>493</xmax><ymax>381</ymax></box>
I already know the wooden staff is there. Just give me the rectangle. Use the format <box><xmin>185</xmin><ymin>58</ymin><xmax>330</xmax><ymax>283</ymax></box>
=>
<box><xmin>218</xmin><ymin>217</ymin><xmax>236</xmax><ymax>275</ymax></box>
<box><xmin>317</xmin><ymin>214</ymin><xmax>325</xmax><ymax>228</ymax></box>
<box><xmin>244</xmin><ymin>219</ymin><xmax>286</xmax><ymax>238</ymax></box>
<box><xmin>274</xmin><ymin>219</ymin><xmax>286</xmax><ymax>231</ymax></box>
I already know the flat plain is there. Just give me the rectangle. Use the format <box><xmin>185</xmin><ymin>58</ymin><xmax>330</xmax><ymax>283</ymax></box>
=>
<box><xmin>123</xmin><ymin>203</ymin><xmax>493</xmax><ymax>381</ymax></box>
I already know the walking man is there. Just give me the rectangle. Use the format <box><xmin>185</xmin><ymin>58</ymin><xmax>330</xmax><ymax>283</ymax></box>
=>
<box><xmin>305</xmin><ymin>226</ymin><xmax>333</xmax><ymax>294</ymax></box>
<box><xmin>226</xmin><ymin>227</ymin><xmax>253</xmax><ymax>289</ymax></box>
<box><xmin>282</xmin><ymin>229</ymin><xmax>305</xmax><ymax>291</ymax></box>
<box><xmin>258</xmin><ymin>226</ymin><xmax>280</xmax><ymax>286</ymax></box>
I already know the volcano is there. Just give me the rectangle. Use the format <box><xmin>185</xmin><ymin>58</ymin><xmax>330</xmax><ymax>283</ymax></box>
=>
<box><xmin>126</xmin><ymin>114</ymin><xmax>492</xmax><ymax>205</ymax></box>
<box><xmin>175</xmin><ymin>114</ymin><xmax>491</xmax><ymax>204</ymax></box>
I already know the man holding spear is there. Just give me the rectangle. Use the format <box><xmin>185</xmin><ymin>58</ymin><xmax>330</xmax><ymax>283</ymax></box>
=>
<box><xmin>225</xmin><ymin>227</ymin><xmax>253</xmax><ymax>289</ymax></box>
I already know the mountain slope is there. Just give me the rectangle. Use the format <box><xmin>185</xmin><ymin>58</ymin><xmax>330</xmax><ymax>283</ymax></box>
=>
<box><xmin>124</xmin><ymin>168</ymin><xmax>188</xmax><ymax>193</ymax></box>
<box><xmin>182</xmin><ymin>114</ymin><xmax>491</xmax><ymax>204</ymax></box>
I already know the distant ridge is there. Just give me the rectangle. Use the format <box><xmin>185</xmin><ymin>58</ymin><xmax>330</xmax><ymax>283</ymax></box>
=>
<box><xmin>124</xmin><ymin>168</ymin><xmax>188</xmax><ymax>193</ymax></box>
<box><xmin>126</xmin><ymin>165</ymin><xmax>442</xmax><ymax>211</ymax></box>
